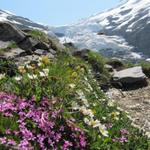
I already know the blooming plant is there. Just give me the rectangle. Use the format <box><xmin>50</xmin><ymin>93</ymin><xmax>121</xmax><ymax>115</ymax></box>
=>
<box><xmin>0</xmin><ymin>92</ymin><xmax>86</xmax><ymax>150</ymax></box>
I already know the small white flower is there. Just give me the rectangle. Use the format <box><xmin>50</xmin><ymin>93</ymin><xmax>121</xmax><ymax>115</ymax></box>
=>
<box><xmin>69</xmin><ymin>84</ymin><xmax>76</xmax><ymax>89</ymax></box>
<box><xmin>101</xmin><ymin>98</ymin><xmax>106</xmax><ymax>102</ymax></box>
<box><xmin>108</xmin><ymin>100</ymin><xmax>115</xmax><ymax>107</ymax></box>
<box><xmin>84</xmin><ymin>77</ymin><xmax>88</xmax><ymax>81</ymax></box>
<box><xmin>84</xmin><ymin>88</ymin><xmax>91</xmax><ymax>93</ymax></box>
<box><xmin>0</xmin><ymin>73</ymin><xmax>5</xmax><ymax>80</ymax></box>
<box><xmin>102</xmin><ymin>117</ymin><xmax>106</xmax><ymax>120</ymax></box>
<box><xmin>43</xmin><ymin>68</ymin><xmax>49</xmax><ymax>75</ymax></box>
<box><xmin>80</xmin><ymin>106</ymin><xmax>94</xmax><ymax>118</ymax></box>
<box><xmin>39</xmin><ymin>71</ymin><xmax>46</xmax><ymax>77</ymax></box>
<box><xmin>87</xmin><ymin>83</ymin><xmax>93</xmax><ymax>91</ymax></box>
<box><xmin>93</xmin><ymin>103</ymin><xmax>97</xmax><ymax>107</ymax></box>
<box><xmin>117</xmin><ymin>107</ymin><xmax>124</xmax><ymax>112</ymax></box>
<box><xmin>82</xmin><ymin>98</ymin><xmax>89</xmax><ymax>107</ymax></box>
<box><xmin>39</xmin><ymin>68</ymin><xmax>49</xmax><ymax>77</ymax></box>
<box><xmin>38</xmin><ymin>62</ymin><xmax>42</xmax><ymax>67</ymax></box>
<box><xmin>94</xmin><ymin>92</ymin><xmax>99</xmax><ymax>99</ymax></box>
<box><xmin>26</xmin><ymin>64</ymin><xmax>34</xmax><ymax>70</ymax></box>
<box><xmin>99</xmin><ymin>124</ymin><xmax>109</xmax><ymax>137</ymax></box>
<box><xmin>71</xmin><ymin>102</ymin><xmax>80</xmax><ymax>110</ymax></box>
<box><xmin>14</xmin><ymin>76</ymin><xmax>22</xmax><ymax>81</ymax></box>
<box><xmin>89</xmin><ymin>119</ymin><xmax>101</xmax><ymax>128</ymax></box>
<box><xmin>76</xmin><ymin>90</ymin><xmax>85</xmax><ymax>100</ymax></box>
<box><xmin>110</xmin><ymin>111</ymin><xmax>120</xmax><ymax>120</ymax></box>
<box><xmin>27</xmin><ymin>74</ymin><xmax>37</xmax><ymax>79</ymax></box>
<box><xmin>38</xmin><ymin>57</ymin><xmax>42</xmax><ymax>61</ymax></box>
<box><xmin>84</xmin><ymin>118</ymin><xmax>90</xmax><ymax>125</ymax></box>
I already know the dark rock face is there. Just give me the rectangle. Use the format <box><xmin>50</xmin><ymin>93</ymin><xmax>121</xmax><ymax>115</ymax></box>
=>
<box><xmin>0</xmin><ymin>22</ymin><xmax>57</xmax><ymax>65</ymax></box>
<box><xmin>34</xmin><ymin>42</ymin><xmax>50</xmax><ymax>50</ymax></box>
<box><xmin>18</xmin><ymin>36</ymin><xmax>39</xmax><ymax>51</ymax></box>
<box><xmin>0</xmin><ymin>22</ymin><xmax>25</xmax><ymax>42</ymax></box>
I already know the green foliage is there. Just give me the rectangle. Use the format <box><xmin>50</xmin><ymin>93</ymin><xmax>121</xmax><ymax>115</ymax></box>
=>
<box><xmin>0</xmin><ymin>52</ymin><xmax>149</xmax><ymax>149</ymax></box>
<box><xmin>28</xmin><ymin>29</ymin><xmax>49</xmax><ymax>44</ymax></box>
<box><xmin>87</xmin><ymin>51</ymin><xmax>110</xmax><ymax>87</ymax></box>
<box><xmin>141</xmin><ymin>61</ymin><xmax>150</xmax><ymax>78</ymax></box>
<box><xmin>87</xmin><ymin>51</ymin><xmax>105</xmax><ymax>72</ymax></box>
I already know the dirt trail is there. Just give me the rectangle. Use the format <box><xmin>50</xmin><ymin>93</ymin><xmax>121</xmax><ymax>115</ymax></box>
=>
<box><xmin>107</xmin><ymin>80</ymin><xmax>150</xmax><ymax>137</ymax></box>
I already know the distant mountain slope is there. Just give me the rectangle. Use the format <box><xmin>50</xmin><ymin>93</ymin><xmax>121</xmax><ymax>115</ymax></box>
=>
<box><xmin>0</xmin><ymin>10</ymin><xmax>49</xmax><ymax>31</ymax></box>
<box><xmin>0</xmin><ymin>9</ymin><xmax>58</xmax><ymax>41</ymax></box>
<box><xmin>51</xmin><ymin>0</ymin><xmax>150</xmax><ymax>59</ymax></box>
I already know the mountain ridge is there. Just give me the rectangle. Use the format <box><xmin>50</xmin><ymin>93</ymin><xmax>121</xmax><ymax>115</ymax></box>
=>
<box><xmin>51</xmin><ymin>0</ymin><xmax>150</xmax><ymax>59</ymax></box>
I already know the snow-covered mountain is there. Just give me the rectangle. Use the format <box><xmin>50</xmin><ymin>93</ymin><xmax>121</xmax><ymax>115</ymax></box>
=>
<box><xmin>51</xmin><ymin>0</ymin><xmax>150</xmax><ymax>59</ymax></box>
<box><xmin>0</xmin><ymin>9</ymin><xmax>49</xmax><ymax>31</ymax></box>
<box><xmin>0</xmin><ymin>9</ymin><xmax>58</xmax><ymax>39</ymax></box>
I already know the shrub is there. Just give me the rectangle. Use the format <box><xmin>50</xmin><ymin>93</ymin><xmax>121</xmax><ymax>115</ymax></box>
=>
<box><xmin>0</xmin><ymin>59</ymin><xmax>18</xmax><ymax>77</ymax></box>
<box><xmin>141</xmin><ymin>61</ymin><xmax>150</xmax><ymax>78</ymax></box>
<box><xmin>106</xmin><ymin>59</ymin><xmax>125</xmax><ymax>71</ymax></box>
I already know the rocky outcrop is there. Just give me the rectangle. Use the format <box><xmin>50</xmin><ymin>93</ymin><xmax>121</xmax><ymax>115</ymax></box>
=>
<box><xmin>113</xmin><ymin>66</ymin><xmax>147</xmax><ymax>89</ymax></box>
<box><xmin>0</xmin><ymin>22</ymin><xmax>58</xmax><ymax>65</ymax></box>
<box><xmin>0</xmin><ymin>22</ymin><xmax>25</xmax><ymax>42</ymax></box>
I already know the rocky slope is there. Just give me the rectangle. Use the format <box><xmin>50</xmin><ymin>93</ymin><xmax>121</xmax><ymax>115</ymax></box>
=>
<box><xmin>51</xmin><ymin>0</ymin><xmax>150</xmax><ymax>59</ymax></box>
<box><xmin>0</xmin><ymin>22</ymin><xmax>65</xmax><ymax>65</ymax></box>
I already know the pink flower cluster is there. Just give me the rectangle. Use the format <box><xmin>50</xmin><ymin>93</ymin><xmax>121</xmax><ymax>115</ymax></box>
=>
<box><xmin>112</xmin><ymin>128</ymin><xmax>129</xmax><ymax>143</ymax></box>
<box><xmin>0</xmin><ymin>92</ymin><xmax>86</xmax><ymax>150</ymax></box>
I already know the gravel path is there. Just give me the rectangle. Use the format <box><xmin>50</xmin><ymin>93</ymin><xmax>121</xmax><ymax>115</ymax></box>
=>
<box><xmin>107</xmin><ymin>80</ymin><xmax>150</xmax><ymax>137</ymax></box>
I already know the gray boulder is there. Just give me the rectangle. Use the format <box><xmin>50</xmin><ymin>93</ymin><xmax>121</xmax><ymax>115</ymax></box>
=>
<box><xmin>34</xmin><ymin>49</ymin><xmax>55</xmax><ymax>58</ymax></box>
<box><xmin>113</xmin><ymin>66</ymin><xmax>146</xmax><ymax>84</ymax></box>
<box><xmin>18</xmin><ymin>36</ymin><xmax>38</xmax><ymax>51</ymax></box>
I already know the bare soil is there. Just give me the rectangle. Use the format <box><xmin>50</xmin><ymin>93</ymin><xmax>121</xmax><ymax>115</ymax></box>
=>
<box><xmin>107</xmin><ymin>80</ymin><xmax>150</xmax><ymax>137</ymax></box>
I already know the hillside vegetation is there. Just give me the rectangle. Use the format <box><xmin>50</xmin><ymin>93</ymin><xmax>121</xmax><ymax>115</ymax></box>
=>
<box><xmin>0</xmin><ymin>28</ymin><xmax>149</xmax><ymax>150</ymax></box>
